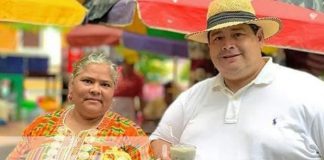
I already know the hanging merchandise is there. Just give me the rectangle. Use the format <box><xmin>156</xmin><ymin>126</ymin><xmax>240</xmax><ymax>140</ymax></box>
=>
<box><xmin>66</xmin><ymin>47</ymin><xmax>84</xmax><ymax>73</ymax></box>
<box><xmin>83</xmin><ymin>0</ymin><xmax>136</xmax><ymax>26</ymax></box>
<box><xmin>0</xmin><ymin>79</ymin><xmax>11</xmax><ymax>98</ymax></box>
<box><xmin>0</xmin><ymin>24</ymin><xmax>17</xmax><ymax>51</ymax></box>
<box><xmin>83</xmin><ymin>0</ymin><xmax>118</xmax><ymax>23</ymax></box>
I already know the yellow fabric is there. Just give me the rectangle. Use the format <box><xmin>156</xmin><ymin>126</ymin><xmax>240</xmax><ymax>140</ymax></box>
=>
<box><xmin>124</xmin><ymin>9</ymin><xmax>147</xmax><ymax>35</ymax></box>
<box><xmin>115</xmin><ymin>46</ymin><xmax>140</xmax><ymax>64</ymax></box>
<box><xmin>262</xmin><ymin>46</ymin><xmax>278</xmax><ymax>56</ymax></box>
<box><xmin>0</xmin><ymin>0</ymin><xmax>87</xmax><ymax>27</ymax></box>
<box><xmin>0</xmin><ymin>24</ymin><xmax>17</xmax><ymax>51</ymax></box>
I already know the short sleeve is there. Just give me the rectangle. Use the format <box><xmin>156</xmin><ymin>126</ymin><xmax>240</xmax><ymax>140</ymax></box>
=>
<box><xmin>150</xmin><ymin>91</ymin><xmax>189</xmax><ymax>144</ymax></box>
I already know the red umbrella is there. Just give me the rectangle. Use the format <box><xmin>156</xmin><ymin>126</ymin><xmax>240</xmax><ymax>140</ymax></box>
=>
<box><xmin>255</xmin><ymin>0</ymin><xmax>324</xmax><ymax>54</ymax></box>
<box><xmin>66</xmin><ymin>24</ymin><xmax>122</xmax><ymax>47</ymax></box>
<box><xmin>137</xmin><ymin>0</ymin><xmax>324</xmax><ymax>54</ymax></box>
<box><xmin>138</xmin><ymin>0</ymin><xmax>208</xmax><ymax>33</ymax></box>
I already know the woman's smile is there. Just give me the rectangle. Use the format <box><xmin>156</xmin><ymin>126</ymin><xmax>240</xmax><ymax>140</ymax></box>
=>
<box><xmin>84</xmin><ymin>98</ymin><xmax>102</xmax><ymax>103</ymax></box>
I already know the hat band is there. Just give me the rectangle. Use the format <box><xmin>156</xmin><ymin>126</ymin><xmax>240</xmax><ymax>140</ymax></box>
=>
<box><xmin>207</xmin><ymin>11</ymin><xmax>256</xmax><ymax>29</ymax></box>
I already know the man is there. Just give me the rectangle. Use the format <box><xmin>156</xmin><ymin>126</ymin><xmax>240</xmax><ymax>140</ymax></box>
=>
<box><xmin>150</xmin><ymin>0</ymin><xmax>324</xmax><ymax>159</ymax></box>
<box><xmin>142</xmin><ymin>81</ymin><xmax>181</xmax><ymax>133</ymax></box>
<box><xmin>112</xmin><ymin>57</ymin><xmax>145</xmax><ymax>123</ymax></box>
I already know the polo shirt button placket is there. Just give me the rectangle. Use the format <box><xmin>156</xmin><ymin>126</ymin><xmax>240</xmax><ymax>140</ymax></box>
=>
<box><xmin>224</xmin><ymin>95</ymin><xmax>241</xmax><ymax>124</ymax></box>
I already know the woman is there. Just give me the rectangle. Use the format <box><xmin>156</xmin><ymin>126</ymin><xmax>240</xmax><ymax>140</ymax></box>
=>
<box><xmin>7</xmin><ymin>52</ymin><xmax>153</xmax><ymax>160</ymax></box>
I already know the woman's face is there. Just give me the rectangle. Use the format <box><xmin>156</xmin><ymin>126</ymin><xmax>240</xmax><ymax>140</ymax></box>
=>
<box><xmin>69</xmin><ymin>63</ymin><xmax>115</xmax><ymax>119</ymax></box>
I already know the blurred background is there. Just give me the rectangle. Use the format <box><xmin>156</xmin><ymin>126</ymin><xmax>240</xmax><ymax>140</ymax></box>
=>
<box><xmin>1</xmin><ymin>0</ymin><xmax>324</xmax><ymax>158</ymax></box>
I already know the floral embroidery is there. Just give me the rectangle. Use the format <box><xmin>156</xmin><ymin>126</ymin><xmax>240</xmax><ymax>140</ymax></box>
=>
<box><xmin>7</xmin><ymin>109</ymin><xmax>153</xmax><ymax>160</ymax></box>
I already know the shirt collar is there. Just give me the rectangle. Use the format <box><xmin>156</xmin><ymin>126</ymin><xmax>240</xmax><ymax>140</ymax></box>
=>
<box><xmin>253</xmin><ymin>57</ymin><xmax>277</xmax><ymax>85</ymax></box>
<box><xmin>213</xmin><ymin>57</ymin><xmax>277</xmax><ymax>90</ymax></box>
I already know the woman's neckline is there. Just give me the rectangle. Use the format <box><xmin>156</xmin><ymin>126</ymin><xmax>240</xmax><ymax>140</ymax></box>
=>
<box><xmin>62</xmin><ymin>105</ymin><xmax>106</xmax><ymax>134</ymax></box>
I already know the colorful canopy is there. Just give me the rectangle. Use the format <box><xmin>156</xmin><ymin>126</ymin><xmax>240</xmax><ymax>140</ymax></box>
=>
<box><xmin>0</xmin><ymin>0</ymin><xmax>87</xmax><ymax>27</ymax></box>
<box><xmin>66</xmin><ymin>24</ymin><xmax>122</xmax><ymax>47</ymax></box>
<box><xmin>256</xmin><ymin>0</ymin><xmax>324</xmax><ymax>54</ymax></box>
<box><xmin>122</xmin><ymin>32</ymin><xmax>188</xmax><ymax>58</ymax></box>
<box><xmin>124</xmin><ymin>9</ymin><xmax>186</xmax><ymax>41</ymax></box>
<box><xmin>137</xmin><ymin>0</ymin><xmax>324</xmax><ymax>54</ymax></box>
<box><xmin>137</xmin><ymin>0</ymin><xmax>209</xmax><ymax>33</ymax></box>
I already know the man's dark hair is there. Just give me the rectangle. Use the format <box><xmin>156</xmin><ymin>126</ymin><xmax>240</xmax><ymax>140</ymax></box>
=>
<box><xmin>248</xmin><ymin>24</ymin><xmax>260</xmax><ymax>34</ymax></box>
<box><xmin>207</xmin><ymin>24</ymin><xmax>260</xmax><ymax>43</ymax></box>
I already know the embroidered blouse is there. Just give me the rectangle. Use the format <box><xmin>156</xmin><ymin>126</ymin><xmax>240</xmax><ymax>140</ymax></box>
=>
<box><xmin>7</xmin><ymin>108</ymin><xmax>153</xmax><ymax>160</ymax></box>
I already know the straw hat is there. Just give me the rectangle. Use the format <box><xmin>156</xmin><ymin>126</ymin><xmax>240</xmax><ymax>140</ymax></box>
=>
<box><xmin>186</xmin><ymin>0</ymin><xmax>282</xmax><ymax>43</ymax></box>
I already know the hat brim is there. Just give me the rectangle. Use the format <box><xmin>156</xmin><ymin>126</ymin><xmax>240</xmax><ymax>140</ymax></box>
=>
<box><xmin>186</xmin><ymin>17</ymin><xmax>282</xmax><ymax>43</ymax></box>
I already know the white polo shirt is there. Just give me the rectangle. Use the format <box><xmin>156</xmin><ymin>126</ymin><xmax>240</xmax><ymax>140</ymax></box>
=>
<box><xmin>150</xmin><ymin>58</ymin><xmax>324</xmax><ymax>160</ymax></box>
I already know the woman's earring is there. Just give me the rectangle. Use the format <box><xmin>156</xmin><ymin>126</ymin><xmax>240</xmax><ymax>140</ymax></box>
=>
<box><xmin>68</xmin><ymin>94</ymin><xmax>72</xmax><ymax>101</ymax></box>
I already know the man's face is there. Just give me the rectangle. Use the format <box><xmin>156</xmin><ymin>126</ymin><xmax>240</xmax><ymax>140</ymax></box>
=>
<box><xmin>69</xmin><ymin>63</ymin><xmax>115</xmax><ymax>119</ymax></box>
<box><xmin>208</xmin><ymin>24</ymin><xmax>265</xmax><ymax>81</ymax></box>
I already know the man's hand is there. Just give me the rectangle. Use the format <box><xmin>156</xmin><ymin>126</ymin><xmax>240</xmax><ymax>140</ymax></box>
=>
<box><xmin>151</xmin><ymin>139</ymin><xmax>172</xmax><ymax>160</ymax></box>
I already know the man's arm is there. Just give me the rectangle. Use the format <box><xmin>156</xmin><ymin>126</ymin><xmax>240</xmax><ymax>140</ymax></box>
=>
<box><xmin>151</xmin><ymin>139</ymin><xmax>172</xmax><ymax>160</ymax></box>
<box><xmin>149</xmin><ymin>91</ymin><xmax>189</xmax><ymax>159</ymax></box>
